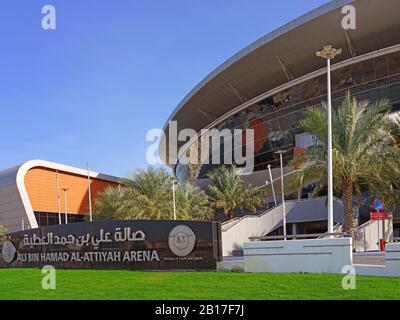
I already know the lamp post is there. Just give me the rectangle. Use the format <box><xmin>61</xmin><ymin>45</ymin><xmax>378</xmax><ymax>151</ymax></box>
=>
<box><xmin>56</xmin><ymin>170</ymin><xmax>62</xmax><ymax>225</ymax></box>
<box><xmin>267</xmin><ymin>164</ymin><xmax>277</xmax><ymax>207</ymax></box>
<box><xmin>316</xmin><ymin>45</ymin><xmax>342</xmax><ymax>237</ymax></box>
<box><xmin>62</xmin><ymin>188</ymin><xmax>70</xmax><ymax>224</ymax></box>
<box><xmin>172</xmin><ymin>180</ymin><xmax>177</xmax><ymax>221</ymax></box>
<box><xmin>275</xmin><ymin>150</ymin><xmax>287</xmax><ymax>240</ymax></box>
<box><xmin>87</xmin><ymin>161</ymin><xmax>93</xmax><ymax>222</ymax></box>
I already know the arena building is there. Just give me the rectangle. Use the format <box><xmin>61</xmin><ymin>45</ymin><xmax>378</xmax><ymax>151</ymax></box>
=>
<box><xmin>161</xmin><ymin>0</ymin><xmax>400</xmax><ymax>238</ymax></box>
<box><xmin>0</xmin><ymin>160</ymin><xmax>120</xmax><ymax>233</ymax></box>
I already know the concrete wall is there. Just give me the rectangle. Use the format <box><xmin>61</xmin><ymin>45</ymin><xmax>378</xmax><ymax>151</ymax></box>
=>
<box><xmin>243</xmin><ymin>238</ymin><xmax>352</xmax><ymax>274</ymax></box>
<box><xmin>355</xmin><ymin>243</ymin><xmax>400</xmax><ymax>277</ymax></box>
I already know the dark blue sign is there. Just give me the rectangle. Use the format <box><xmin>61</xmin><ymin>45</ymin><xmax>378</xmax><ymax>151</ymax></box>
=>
<box><xmin>1</xmin><ymin>220</ymin><xmax>222</xmax><ymax>270</ymax></box>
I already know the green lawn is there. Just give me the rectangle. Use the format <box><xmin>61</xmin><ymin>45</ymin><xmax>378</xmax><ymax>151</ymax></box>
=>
<box><xmin>0</xmin><ymin>268</ymin><xmax>399</xmax><ymax>300</ymax></box>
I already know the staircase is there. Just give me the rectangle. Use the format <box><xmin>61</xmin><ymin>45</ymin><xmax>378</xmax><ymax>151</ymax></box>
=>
<box><xmin>221</xmin><ymin>196</ymin><xmax>345</xmax><ymax>256</ymax></box>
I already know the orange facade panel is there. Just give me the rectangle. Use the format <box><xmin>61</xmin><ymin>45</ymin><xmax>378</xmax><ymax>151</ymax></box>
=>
<box><xmin>24</xmin><ymin>167</ymin><xmax>119</xmax><ymax>215</ymax></box>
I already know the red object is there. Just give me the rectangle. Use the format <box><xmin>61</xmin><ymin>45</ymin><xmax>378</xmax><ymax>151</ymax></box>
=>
<box><xmin>370</xmin><ymin>211</ymin><xmax>389</xmax><ymax>220</ymax></box>
<box><xmin>380</xmin><ymin>239</ymin><xmax>387</xmax><ymax>252</ymax></box>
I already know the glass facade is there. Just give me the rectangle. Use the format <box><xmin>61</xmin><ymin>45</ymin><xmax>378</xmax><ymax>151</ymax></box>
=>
<box><xmin>175</xmin><ymin>51</ymin><xmax>400</xmax><ymax>183</ymax></box>
<box><xmin>34</xmin><ymin>212</ymin><xmax>86</xmax><ymax>226</ymax></box>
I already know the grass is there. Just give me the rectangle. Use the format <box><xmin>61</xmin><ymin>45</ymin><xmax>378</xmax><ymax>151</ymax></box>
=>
<box><xmin>0</xmin><ymin>268</ymin><xmax>399</xmax><ymax>300</ymax></box>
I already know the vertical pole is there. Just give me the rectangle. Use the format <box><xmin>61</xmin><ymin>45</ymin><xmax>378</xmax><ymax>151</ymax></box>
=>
<box><xmin>87</xmin><ymin>161</ymin><xmax>93</xmax><ymax>222</ymax></box>
<box><xmin>377</xmin><ymin>219</ymin><xmax>380</xmax><ymax>251</ymax></box>
<box><xmin>268</xmin><ymin>164</ymin><xmax>277</xmax><ymax>207</ymax></box>
<box><xmin>56</xmin><ymin>170</ymin><xmax>62</xmax><ymax>225</ymax></box>
<box><xmin>172</xmin><ymin>180</ymin><xmax>176</xmax><ymax>220</ymax></box>
<box><xmin>64</xmin><ymin>190</ymin><xmax>68</xmax><ymax>224</ymax></box>
<box><xmin>377</xmin><ymin>208</ymin><xmax>380</xmax><ymax>251</ymax></box>
<box><xmin>327</xmin><ymin>58</ymin><xmax>334</xmax><ymax>237</ymax></box>
<box><xmin>280</xmin><ymin>153</ymin><xmax>287</xmax><ymax>240</ymax></box>
<box><xmin>21</xmin><ymin>219</ymin><xmax>25</xmax><ymax>231</ymax></box>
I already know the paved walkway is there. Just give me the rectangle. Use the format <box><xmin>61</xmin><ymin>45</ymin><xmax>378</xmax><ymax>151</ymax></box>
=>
<box><xmin>353</xmin><ymin>252</ymin><xmax>385</xmax><ymax>266</ymax></box>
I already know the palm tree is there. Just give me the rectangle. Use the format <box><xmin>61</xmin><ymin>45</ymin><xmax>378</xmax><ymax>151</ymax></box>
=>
<box><xmin>94</xmin><ymin>167</ymin><xmax>213</xmax><ymax>221</ymax></box>
<box><xmin>0</xmin><ymin>225</ymin><xmax>7</xmax><ymax>246</ymax></box>
<box><xmin>372</xmin><ymin>116</ymin><xmax>400</xmax><ymax>215</ymax></box>
<box><xmin>207</xmin><ymin>166</ymin><xmax>265</xmax><ymax>220</ymax></box>
<box><xmin>389</xmin><ymin>116</ymin><xmax>400</xmax><ymax>148</ymax></box>
<box><xmin>121</xmin><ymin>167</ymin><xmax>173</xmax><ymax>220</ymax></box>
<box><xmin>290</xmin><ymin>93</ymin><xmax>394</xmax><ymax>238</ymax></box>
<box><xmin>175</xmin><ymin>183</ymin><xmax>213</xmax><ymax>220</ymax></box>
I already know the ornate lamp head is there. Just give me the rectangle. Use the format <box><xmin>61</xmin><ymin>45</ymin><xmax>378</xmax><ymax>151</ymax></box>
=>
<box><xmin>316</xmin><ymin>45</ymin><xmax>342</xmax><ymax>59</ymax></box>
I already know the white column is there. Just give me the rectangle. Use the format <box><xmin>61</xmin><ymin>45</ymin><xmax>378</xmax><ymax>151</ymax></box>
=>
<box><xmin>87</xmin><ymin>161</ymin><xmax>93</xmax><ymax>222</ymax></box>
<box><xmin>280</xmin><ymin>153</ymin><xmax>287</xmax><ymax>240</ymax></box>
<box><xmin>327</xmin><ymin>58</ymin><xmax>334</xmax><ymax>236</ymax></box>
<box><xmin>64</xmin><ymin>190</ymin><xmax>68</xmax><ymax>224</ymax></box>
<box><xmin>292</xmin><ymin>223</ymin><xmax>297</xmax><ymax>236</ymax></box>
<box><xmin>56</xmin><ymin>170</ymin><xmax>62</xmax><ymax>225</ymax></box>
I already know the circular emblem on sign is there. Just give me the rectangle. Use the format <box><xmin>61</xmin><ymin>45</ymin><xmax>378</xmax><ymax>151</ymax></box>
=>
<box><xmin>2</xmin><ymin>241</ymin><xmax>16</xmax><ymax>263</ymax></box>
<box><xmin>168</xmin><ymin>225</ymin><xmax>196</xmax><ymax>257</ymax></box>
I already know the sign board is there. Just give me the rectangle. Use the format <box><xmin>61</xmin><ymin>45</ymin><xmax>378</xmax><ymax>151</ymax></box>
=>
<box><xmin>370</xmin><ymin>211</ymin><xmax>389</xmax><ymax>221</ymax></box>
<box><xmin>372</xmin><ymin>199</ymin><xmax>385</xmax><ymax>211</ymax></box>
<box><xmin>0</xmin><ymin>220</ymin><xmax>222</xmax><ymax>270</ymax></box>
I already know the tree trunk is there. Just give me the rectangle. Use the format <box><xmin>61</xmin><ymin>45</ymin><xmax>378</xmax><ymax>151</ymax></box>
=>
<box><xmin>227</xmin><ymin>210</ymin><xmax>235</xmax><ymax>220</ymax></box>
<box><xmin>213</xmin><ymin>210</ymin><xmax>218</xmax><ymax>221</ymax></box>
<box><xmin>342</xmin><ymin>180</ymin><xmax>354</xmax><ymax>239</ymax></box>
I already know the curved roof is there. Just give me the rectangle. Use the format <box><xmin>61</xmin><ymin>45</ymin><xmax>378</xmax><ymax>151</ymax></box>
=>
<box><xmin>0</xmin><ymin>160</ymin><xmax>120</xmax><ymax>233</ymax></box>
<box><xmin>162</xmin><ymin>0</ymin><xmax>400</xmax><ymax>164</ymax></box>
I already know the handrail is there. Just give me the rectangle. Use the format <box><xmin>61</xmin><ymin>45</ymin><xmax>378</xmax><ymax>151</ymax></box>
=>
<box><xmin>221</xmin><ymin>204</ymin><xmax>283</xmax><ymax>232</ymax></box>
<box><xmin>357</xmin><ymin>219</ymin><xmax>375</xmax><ymax>230</ymax></box>
<box><xmin>221</xmin><ymin>196</ymin><xmax>344</xmax><ymax>232</ymax></box>
<box><xmin>257</xmin><ymin>169</ymin><xmax>300</xmax><ymax>190</ymax></box>
<box><xmin>318</xmin><ymin>223</ymin><xmax>342</xmax><ymax>239</ymax></box>
<box><xmin>249</xmin><ymin>232</ymin><xmax>346</xmax><ymax>241</ymax></box>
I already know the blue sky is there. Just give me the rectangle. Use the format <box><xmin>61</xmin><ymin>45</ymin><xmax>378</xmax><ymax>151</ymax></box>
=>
<box><xmin>0</xmin><ymin>0</ymin><xmax>329</xmax><ymax>177</ymax></box>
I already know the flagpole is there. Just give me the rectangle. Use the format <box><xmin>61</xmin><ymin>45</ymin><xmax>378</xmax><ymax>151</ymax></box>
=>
<box><xmin>56</xmin><ymin>170</ymin><xmax>62</xmax><ymax>224</ymax></box>
<box><xmin>87</xmin><ymin>161</ymin><xmax>93</xmax><ymax>222</ymax></box>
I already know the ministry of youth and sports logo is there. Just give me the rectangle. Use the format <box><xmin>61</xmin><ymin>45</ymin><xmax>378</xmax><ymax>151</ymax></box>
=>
<box><xmin>168</xmin><ymin>225</ymin><xmax>196</xmax><ymax>257</ymax></box>
<box><xmin>1</xmin><ymin>241</ymin><xmax>17</xmax><ymax>264</ymax></box>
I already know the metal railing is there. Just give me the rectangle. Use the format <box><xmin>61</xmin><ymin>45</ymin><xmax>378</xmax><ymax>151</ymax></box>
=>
<box><xmin>318</xmin><ymin>223</ymin><xmax>342</xmax><ymax>239</ymax></box>
<box><xmin>249</xmin><ymin>232</ymin><xmax>346</xmax><ymax>241</ymax></box>
<box><xmin>221</xmin><ymin>204</ymin><xmax>283</xmax><ymax>232</ymax></box>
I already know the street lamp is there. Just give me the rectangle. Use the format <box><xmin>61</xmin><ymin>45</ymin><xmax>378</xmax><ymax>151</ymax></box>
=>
<box><xmin>275</xmin><ymin>149</ymin><xmax>288</xmax><ymax>240</ymax></box>
<box><xmin>55</xmin><ymin>170</ymin><xmax>62</xmax><ymax>225</ymax></box>
<box><xmin>87</xmin><ymin>161</ymin><xmax>93</xmax><ymax>222</ymax></box>
<box><xmin>267</xmin><ymin>164</ymin><xmax>277</xmax><ymax>207</ymax></box>
<box><xmin>316</xmin><ymin>45</ymin><xmax>342</xmax><ymax>237</ymax></box>
<box><xmin>62</xmin><ymin>188</ymin><xmax>70</xmax><ymax>224</ymax></box>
